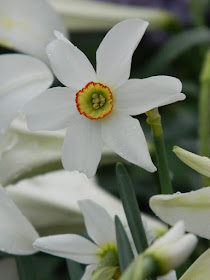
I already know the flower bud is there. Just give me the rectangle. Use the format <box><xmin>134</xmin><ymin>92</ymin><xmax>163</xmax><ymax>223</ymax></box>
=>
<box><xmin>144</xmin><ymin>221</ymin><xmax>197</xmax><ymax>275</ymax></box>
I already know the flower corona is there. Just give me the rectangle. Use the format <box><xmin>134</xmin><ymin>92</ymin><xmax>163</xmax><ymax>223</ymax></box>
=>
<box><xmin>76</xmin><ymin>82</ymin><xmax>113</xmax><ymax>120</ymax></box>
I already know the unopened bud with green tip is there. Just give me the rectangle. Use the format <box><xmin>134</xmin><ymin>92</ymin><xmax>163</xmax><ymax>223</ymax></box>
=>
<box><xmin>173</xmin><ymin>146</ymin><xmax>210</xmax><ymax>177</ymax></box>
<box><xmin>121</xmin><ymin>222</ymin><xmax>197</xmax><ymax>280</ymax></box>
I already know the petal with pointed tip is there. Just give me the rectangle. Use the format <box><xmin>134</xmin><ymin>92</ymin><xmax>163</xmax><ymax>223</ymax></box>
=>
<box><xmin>96</xmin><ymin>18</ymin><xmax>148</xmax><ymax>88</ymax></box>
<box><xmin>33</xmin><ymin>234</ymin><xmax>98</xmax><ymax>264</ymax></box>
<box><xmin>78</xmin><ymin>200</ymin><xmax>116</xmax><ymax>246</ymax></box>
<box><xmin>101</xmin><ymin>112</ymin><xmax>156</xmax><ymax>172</ymax></box>
<box><xmin>46</xmin><ymin>33</ymin><xmax>96</xmax><ymax>91</ymax></box>
<box><xmin>62</xmin><ymin>115</ymin><xmax>102</xmax><ymax>178</ymax></box>
<box><xmin>0</xmin><ymin>184</ymin><xmax>39</xmax><ymax>255</ymax></box>
<box><xmin>115</xmin><ymin>76</ymin><xmax>185</xmax><ymax>116</ymax></box>
<box><xmin>173</xmin><ymin>146</ymin><xmax>210</xmax><ymax>177</ymax></box>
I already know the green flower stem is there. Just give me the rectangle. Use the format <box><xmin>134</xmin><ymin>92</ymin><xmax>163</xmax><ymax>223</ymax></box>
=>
<box><xmin>146</xmin><ymin>108</ymin><xmax>173</xmax><ymax>194</ymax></box>
<box><xmin>15</xmin><ymin>256</ymin><xmax>36</xmax><ymax>280</ymax></box>
<box><xmin>199</xmin><ymin>50</ymin><xmax>210</xmax><ymax>187</ymax></box>
<box><xmin>141</xmin><ymin>256</ymin><xmax>159</xmax><ymax>280</ymax></box>
<box><xmin>66</xmin><ymin>259</ymin><xmax>84</xmax><ymax>280</ymax></box>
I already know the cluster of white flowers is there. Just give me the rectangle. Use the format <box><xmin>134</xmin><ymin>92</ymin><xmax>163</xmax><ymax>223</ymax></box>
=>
<box><xmin>0</xmin><ymin>0</ymin><xmax>209</xmax><ymax>279</ymax></box>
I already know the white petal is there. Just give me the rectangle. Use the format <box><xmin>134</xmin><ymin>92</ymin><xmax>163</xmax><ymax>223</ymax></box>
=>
<box><xmin>81</xmin><ymin>264</ymin><xmax>97</xmax><ymax>280</ymax></box>
<box><xmin>23</xmin><ymin>87</ymin><xmax>77</xmax><ymax>131</ymax></box>
<box><xmin>5</xmin><ymin>171</ymin><xmax>166</xmax><ymax>237</ymax></box>
<box><xmin>150</xmin><ymin>187</ymin><xmax>210</xmax><ymax>239</ymax></box>
<box><xmin>62</xmin><ymin>115</ymin><xmax>102</xmax><ymax>178</ymax></box>
<box><xmin>33</xmin><ymin>234</ymin><xmax>98</xmax><ymax>264</ymax></box>
<box><xmin>0</xmin><ymin>0</ymin><xmax>67</xmax><ymax>63</ymax></box>
<box><xmin>163</xmin><ymin>234</ymin><xmax>198</xmax><ymax>270</ymax></box>
<box><xmin>101</xmin><ymin>112</ymin><xmax>156</xmax><ymax>172</ymax></box>
<box><xmin>0</xmin><ymin>184</ymin><xmax>39</xmax><ymax>255</ymax></box>
<box><xmin>115</xmin><ymin>76</ymin><xmax>185</xmax><ymax>115</ymax></box>
<box><xmin>180</xmin><ymin>248</ymin><xmax>210</xmax><ymax>280</ymax></box>
<box><xmin>78</xmin><ymin>200</ymin><xmax>116</xmax><ymax>246</ymax></box>
<box><xmin>158</xmin><ymin>270</ymin><xmax>177</xmax><ymax>280</ymax></box>
<box><xmin>154</xmin><ymin>221</ymin><xmax>184</xmax><ymax>245</ymax></box>
<box><xmin>46</xmin><ymin>33</ymin><xmax>96</xmax><ymax>90</ymax></box>
<box><xmin>173</xmin><ymin>146</ymin><xmax>210</xmax><ymax>177</ymax></box>
<box><xmin>0</xmin><ymin>54</ymin><xmax>53</xmax><ymax>142</ymax></box>
<box><xmin>96</xmin><ymin>18</ymin><xmax>148</xmax><ymax>88</ymax></box>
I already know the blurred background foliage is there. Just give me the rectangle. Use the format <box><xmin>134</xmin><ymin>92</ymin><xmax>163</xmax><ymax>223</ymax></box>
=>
<box><xmin>0</xmin><ymin>0</ymin><xmax>210</xmax><ymax>279</ymax></box>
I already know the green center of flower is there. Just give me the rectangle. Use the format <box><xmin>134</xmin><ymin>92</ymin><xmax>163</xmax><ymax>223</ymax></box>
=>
<box><xmin>76</xmin><ymin>82</ymin><xmax>113</xmax><ymax>119</ymax></box>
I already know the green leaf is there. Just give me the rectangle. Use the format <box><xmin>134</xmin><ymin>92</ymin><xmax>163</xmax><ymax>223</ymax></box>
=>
<box><xmin>116</xmin><ymin>163</ymin><xmax>148</xmax><ymax>254</ymax></box>
<box><xmin>66</xmin><ymin>259</ymin><xmax>83</xmax><ymax>280</ymax></box>
<box><xmin>15</xmin><ymin>256</ymin><xmax>37</xmax><ymax>280</ymax></box>
<box><xmin>89</xmin><ymin>266</ymin><xmax>119</xmax><ymax>280</ymax></box>
<box><xmin>144</xmin><ymin>27</ymin><xmax>210</xmax><ymax>76</ymax></box>
<box><xmin>115</xmin><ymin>215</ymin><xmax>134</xmax><ymax>272</ymax></box>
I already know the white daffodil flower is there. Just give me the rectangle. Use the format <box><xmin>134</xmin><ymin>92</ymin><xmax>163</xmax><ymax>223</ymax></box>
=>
<box><xmin>0</xmin><ymin>54</ymin><xmax>53</xmax><ymax>143</ymax></box>
<box><xmin>0</xmin><ymin>183</ymin><xmax>39</xmax><ymax>255</ymax></box>
<box><xmin>23</xmin><ymin>18</ymin><xmax>185</xmax><ymax>177</ymax></box>
<box><xmin>33</xmin><ymin>199</ymin><xmax>156</xmax><ymax>279</ymax></box>
<box><xmin>173</xmin><ymin>146</ymin><xmax>210</xmax><ymax>177</ymax></box>
<box><xmin>144</xmin><ymin>221</ymin><xmax>197</xmax><ymax>275</ymax></box>
<box><xmin>33</xmin><ymin>200</ymin><xmax>122</xmax><ymax>279</ymax></box>
<box><xmin>0</xmin><ymin>0</ymin><xmax>67</xmax><ymax>63</ymax></box>
<box><xmin>150</xmin><ymin>187</ymin><xmax>210</xmax><ymax>240</ymax></box>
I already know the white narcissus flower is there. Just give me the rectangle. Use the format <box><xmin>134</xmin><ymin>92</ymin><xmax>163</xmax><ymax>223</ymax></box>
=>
<box><xmin>0</xmin><ymin>54</ymin><xmax>53</xmax><ymax>142</ymax></box>
<box><xmin>0</xmin><ymin>183</ymin><xmax>39</xmax><ymax>255</ymax></box>
<box><xmin>33</xmin><ymin>199</ymin><xmax>155</xmax><ymax>279</ymax></box>
<box><xmin>150</xmin><ymin>187</ymin><xmax>210</xmax><ymax>240</ymax></box>
<box><xmin>144</xmin><ymin>221</ymin><xmax>197</xmax><ymax>275</ymax></box>
<box><xmin>23</xmin><ymin>18</ymin><xmax>185</xmax><ymax>177</ymax></box>
<box><xmin>33</xmin><ymin>200</ymin><xmax>121</xmax><ymax>280</ymax></box>
<box><xmin>0</xmin><ymin>0</ymin><xmax>67</xmax><ymax>63</ymax></box>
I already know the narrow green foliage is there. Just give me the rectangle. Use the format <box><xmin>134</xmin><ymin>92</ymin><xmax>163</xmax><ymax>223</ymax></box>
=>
<box><xmin>116</xmin><ymin>163</ymin><xmax>148</xmax><ymax>253</ymax></box>
<box><xmin>115</xmin><ymin>215</ymin><xmax>134</xmax><ymax>272</ymax></box>
<box><xmin>66</xmin><ymin>259</ymin><xmax>83</xmax><ymax>280</ymax></box>
<box><xmin>15</xmin><ymin>256</ymin><xmax>37</xmax><ymax>280</ymax></box>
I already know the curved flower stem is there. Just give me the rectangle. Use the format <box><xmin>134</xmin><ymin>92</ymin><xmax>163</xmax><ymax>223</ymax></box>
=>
<box><xmin>199</xmin><ymin>50</ymin><xmax>210</xmax><ymax>187</ymax></box>
<box><xmin>146</xmin><ymin>108</ymin><xmax>173</xmax><ymax>194</ymax></box>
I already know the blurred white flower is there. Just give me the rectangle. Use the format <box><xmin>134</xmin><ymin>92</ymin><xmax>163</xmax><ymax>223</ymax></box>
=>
<box><xmin>0</xmin><ymin>54</ymin><xmax>53</xmax><ymax>143</ymax></box>
<box><xmin>0</xmin><ymin>184</ymin><xmax>39</xmax><ymax>255</ymax></box>
<box><xmin>0</xmin><ymin>0</ymin><xmax>67</xmax><ymax>63</ymax></box>
<box><xmin>23</xmin><ymin>18</ymin><xmax>185</xmax><ymax>177</ymax></box>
